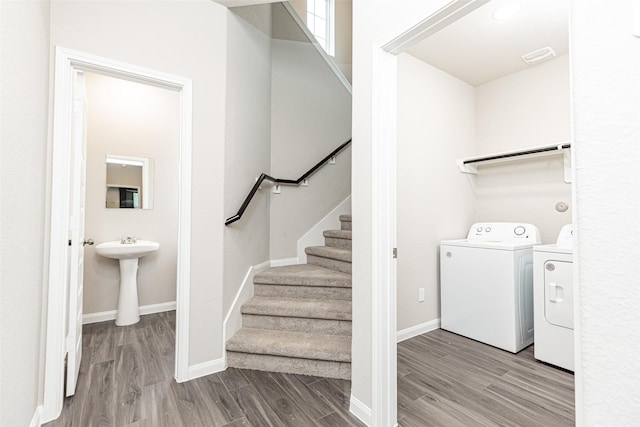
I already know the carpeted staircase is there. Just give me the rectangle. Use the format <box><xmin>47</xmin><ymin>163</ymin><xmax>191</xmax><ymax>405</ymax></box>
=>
<box><xmin>226</xmin><ymin>214</ymin><xmax>352</xmax><ymax>379</ymax></box>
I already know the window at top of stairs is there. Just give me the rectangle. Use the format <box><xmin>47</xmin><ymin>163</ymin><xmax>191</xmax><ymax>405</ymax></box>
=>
<box><xmin>307</xmin><ymin>0</ymin><xmax>335</xmax><ymax>56</ymax></box>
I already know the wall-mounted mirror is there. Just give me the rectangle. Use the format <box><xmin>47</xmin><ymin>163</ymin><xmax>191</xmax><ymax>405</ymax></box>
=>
<box><xmin>105</xmin><ymin>155</ymin><xmax>154</xmax><ymax>209</ymax></box>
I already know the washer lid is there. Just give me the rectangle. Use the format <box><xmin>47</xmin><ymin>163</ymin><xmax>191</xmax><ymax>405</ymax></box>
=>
<box><xmin>441</xmin><ymin>238</ymin><xmax>539</xmax><ymax>250</ymax></box>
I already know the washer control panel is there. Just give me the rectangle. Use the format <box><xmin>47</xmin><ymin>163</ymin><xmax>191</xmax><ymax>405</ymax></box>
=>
<box><xmin>467</xmin><ymin>222</ymin><xmax>541</xmax><ymax>243</ymax></box>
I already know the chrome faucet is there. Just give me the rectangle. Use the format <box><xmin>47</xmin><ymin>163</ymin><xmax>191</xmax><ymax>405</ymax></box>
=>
<box><xmin>121</xmin><ymin>236</ymin><xmax>137</xmax><ymax>244</ymax></box>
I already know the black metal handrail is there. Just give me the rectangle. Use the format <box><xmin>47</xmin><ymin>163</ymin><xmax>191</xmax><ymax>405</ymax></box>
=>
<box><xmin>225</xmin><ymin>138</ymin><xmax>352</xmax><ymax>225</ymax></box>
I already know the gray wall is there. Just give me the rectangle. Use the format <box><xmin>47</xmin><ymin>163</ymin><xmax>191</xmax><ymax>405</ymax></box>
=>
<box><xmin>396</xmin><ymin>53</ymin><xmax>477</xmax><ymax>332</ymax></box>
<box><xmin>269</xmin><ymin>38</ymin><xmax>352</xmax><ymax>259</ymax></box>
<box><xmin>224</xmin><ymin>5</ymin><xmax>273</xmax><ymax>317</ymax></box>
<box><xmin>0</xmin><ymin>1</ymin><xmax>50</xmax><ymax>425</ymax></box>
<box><xmin>83</xmin><ymin>72</ymin><xmax>180</xmax><ymax>315</ymax></box>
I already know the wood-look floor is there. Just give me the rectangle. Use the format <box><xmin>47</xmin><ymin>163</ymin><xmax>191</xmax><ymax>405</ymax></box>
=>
<box><xmin>44</xmin><ymin>312</ymin><xmax>364</xmax><ymax>427</ymax></box>
<box><xmin>397</xmin><ymin>329</ymin><xmax>575</xmax><ymax>426</ymax></box>
<box><xmin>45</xmin><ymin>312</ymin><xmax>574</xmax><ymax>426</ymax></box>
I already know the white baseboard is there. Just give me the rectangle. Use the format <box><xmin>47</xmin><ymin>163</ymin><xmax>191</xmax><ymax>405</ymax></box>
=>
<box><xmin>397</xmin><ymin>318</ymin><xmax>441</xmax><ymax>343</ymax></box>
<box><xmin>297</xmin><ymin>196</ymin><xmax>351</xmax><ymax>264</ymax></box>
<box><xmin>223</xmin><ymin>260</ymin><xmax>271</xmax><ymax>349</ymax></box>
<box><xmin>349</xmin><ymin>394</ymin><xmax>372</xmax><ymax>426</ymax></box>
<box><xmin>270</xmin><ymin>257</ymin><xmax>298</xmax><ymax>267</ymax></box>
<box><xmin>30</xmin><ymin>405</ymin><xmax>43</xmax><ymax>427</ymax></box>
<box><xmin>82</xmin><ymin>301</ymin><xmax>176</xmax><ymax>325</ymax></box>
<box><xmin>186</xmin><ymin>357</ymin><xmax>226</xmax><ymax>381</ymax></box>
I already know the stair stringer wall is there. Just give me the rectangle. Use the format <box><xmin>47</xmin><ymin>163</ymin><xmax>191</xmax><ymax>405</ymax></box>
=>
<box><xmin>297</xmin><ymin>195</ymin><xmax>351</xmax><ymax>264</ymax></box>
<box><xmin>223</xmin><ymin>259</ymin><xmax>272</xmax><ymax>367</ymax></box>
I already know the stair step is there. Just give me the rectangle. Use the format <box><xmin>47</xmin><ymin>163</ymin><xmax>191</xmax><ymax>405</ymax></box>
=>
<box><xmin>254</xmin><ymin>264</ymin><xmax>351</xmax><ymax>288</ymax></box>
<box><xmin>305</xmin><ymin>246</ymin><xmax>352</xmax><ymax>274</ymax></box>
<box><xmin>305</xmin><ymin>246</ymin><xmax>351</xmax><ymax>262</ymax></box>
<box><xmin>227</xmin><ymin>352</ymin><xmax>350</xmax><ymax>380</ymax></box>
<box><xmin>241</xmin><ymin>296</ymin><xmax>351</xmax><ymax>321</ymax></box>
<box><xmin>255</xmin><ymin>283</ymin><xmax>351</xmax><ymax>300</ymax></box>
<box><xmin>243</xmin><ymin>314</ymin><xmax>351</xmax><ymax>336</ymax></box>
<box><xmin>323</xmin><ymin>230</ymin><xmax>352</xmax><ymax>249</ymax></box>
<box><xmin>227</xmin><ymin>328</ymin><xmax>351</xmax><ymax>363</ymax></box>
<box><xmin>339</xmin><ymin>214</ymin><xmax>352</xmax><ymax>231</ymax></box>
<box><xmin>323</xmin><ymin>230</ymin><xmax>352</xmax><ymax>240</ymax></box>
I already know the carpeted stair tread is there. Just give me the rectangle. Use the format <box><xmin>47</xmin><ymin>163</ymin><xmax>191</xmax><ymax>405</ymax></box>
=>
<box><xmin>254</xmin><ymin>284</ymin><xmax>351</xmax><ymax>300</ymax></box>
<box><xmin>227</xmin><ymin>352</ymin><xmax>350</xmax><ymax>380</ymax></box>
<box><xmin>305</xmin><ymin>246</ymin><xmax>352</xmax><ymax>263</ymax></box>
<box><xmin>254</xmin><ymin>264</ymin><xmax>351</xmax><ymax>288</ymax></box>
<box><xmin>242</xmin><ymin>296</ymin><xmax>351</xmax><ymax>320</ymax></box>
<box><xmin>339</xmin><ymin>214</ymin><xmax>352</xmax><ymax>222</ymax></box>
<box><xmin>243</xmin><ymin>314</ymin><xmax>351</xmax><ymax>336</ymax></box>
<box><xmin>227</xmin><ymin>328</ymin><xmax>351</xmax><ymax>362</ymax></box>
<box><xmin>323</xmin><ymin>230</ymin><xmax>352</xmax><ymax>240</ymax></box>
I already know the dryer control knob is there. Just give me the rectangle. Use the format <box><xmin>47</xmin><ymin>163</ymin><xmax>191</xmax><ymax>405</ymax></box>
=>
<box><xmin>476</xmin><ymin>227</ymin><xmax>482</xmax><ymax>232</ymax></box>
<box><xmin>514</xmin><ymin>226</ymin><xmax>526</xmax><ymax>236</ymax></box>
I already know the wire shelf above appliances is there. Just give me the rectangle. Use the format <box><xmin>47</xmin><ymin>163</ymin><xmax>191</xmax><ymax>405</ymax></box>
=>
<box><xmin>457</xmin><ymin>142</ymin><xmax>572</xmax><ymax>183</ymax></box>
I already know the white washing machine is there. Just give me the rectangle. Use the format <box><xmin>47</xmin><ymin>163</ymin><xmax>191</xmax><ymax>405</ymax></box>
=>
<box><xmin>533</xmin><ymin>224</ymin><xmax>574</xmax><ymax>371</ymax></box>
<box><xmin>440</xmin><ymin>222</ymin><xmax>542</xmax><ymax>353</ymax></box>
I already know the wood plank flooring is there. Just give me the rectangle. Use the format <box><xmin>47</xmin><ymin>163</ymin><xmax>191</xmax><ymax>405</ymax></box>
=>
<box><xmin>45</xmin><ymin>312</ymin><xmax>574</xmax><ymax>426</ymax></box>
<box><xmin>44</xmin><ymin>312</ymin><xmax>364</xmax><ymax>427</ymax></box>
<box><xmin>397</xmin><ymin>329</ymin><xmax>575</xmax><ymax>427</ymax></box>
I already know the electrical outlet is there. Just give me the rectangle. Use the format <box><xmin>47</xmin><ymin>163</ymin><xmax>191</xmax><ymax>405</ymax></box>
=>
<box><xmin>418</xmin><ymin>288</ymin><xmax>425</xmax><ymax>302</ymax></box>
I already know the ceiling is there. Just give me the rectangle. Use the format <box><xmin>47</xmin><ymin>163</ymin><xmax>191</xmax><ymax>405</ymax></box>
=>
<box><xmin>405</xmin><ymin>0</ymin><xmax>569</xmax><ymax>87</ymax></box>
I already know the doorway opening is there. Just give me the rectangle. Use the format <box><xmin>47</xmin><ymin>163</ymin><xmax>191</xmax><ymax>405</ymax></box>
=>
<box><xmin>370</xmin><ymin>0</ymin><xmax>574</xmax><ymax>424</ymax></box>
<box><xmin>42</xmin><ymin>47</ymin><xmax>193</xmax><ymax>423</ymax></box>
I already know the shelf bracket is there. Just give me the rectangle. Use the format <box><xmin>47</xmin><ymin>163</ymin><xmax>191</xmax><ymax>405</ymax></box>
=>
<box><xmin>456</xmin><ymin>159</ymin><xmax>478</xmax><ymax>175</ymax></box>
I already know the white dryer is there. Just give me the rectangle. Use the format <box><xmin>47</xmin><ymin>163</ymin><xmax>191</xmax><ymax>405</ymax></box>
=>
<box><xmin>440</xmin><ymin>223</ymin><xmax>542</xmax><ymax>353</ymax></box>
<box><xmin>533</xmin><ymin>224</ymin><xmax>574</xmax><ymax>371</ymax></box>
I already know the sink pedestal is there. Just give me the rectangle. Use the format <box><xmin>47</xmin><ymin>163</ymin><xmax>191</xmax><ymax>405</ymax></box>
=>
<box><xmin>95</xmin><ymin>239</ymin><xmax>159</xmax><ymax>327</ymax></box>
<box><xmin>115</xmin><ymin>258</ymin><xmax>141</xmax><ymax>326</ymax></box>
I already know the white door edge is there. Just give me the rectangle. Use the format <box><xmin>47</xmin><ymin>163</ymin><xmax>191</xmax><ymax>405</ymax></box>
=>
<box><xmin>368</xmin><ymin>1</ymin><xmax>490</xmax><ymax>425</ymax></box>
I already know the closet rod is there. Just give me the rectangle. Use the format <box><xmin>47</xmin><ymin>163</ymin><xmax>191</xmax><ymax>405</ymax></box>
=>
<box><xmin>462</xmin><ymin>143</ymin><xmax>571</xmax><ymax>165</ymax></box>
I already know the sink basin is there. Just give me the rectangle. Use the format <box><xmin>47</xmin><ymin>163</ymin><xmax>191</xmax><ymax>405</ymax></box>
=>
<box><xmin>95</xmin><ymin>240</ymin><xmax>159</xmax><ymax>326</ymax></box>
<box><xmin>95</xmin><ymin>240</ymin><xmax>159</xmax><ymax>260</ymax></box>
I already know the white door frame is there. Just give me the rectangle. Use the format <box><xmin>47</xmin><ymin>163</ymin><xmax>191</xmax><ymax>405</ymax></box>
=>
<box><xmin>42</xmin><ymin>47</ymin><xmax>193</xmax><ymax>422</ymax></box>
<box><xmin>370</xmin><ymin>1</ymin><xmax>490</xmax><ymax>425</ymax></box>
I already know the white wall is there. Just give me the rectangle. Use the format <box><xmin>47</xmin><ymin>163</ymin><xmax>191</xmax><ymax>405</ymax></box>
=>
<box><xmin>0</xmin><ymin>1</ymin><xmax>50</xmax><ymax>425</ymax></box>
<box><xmin>571</xmin><ymin>1</ymin><xmax>640</xmax><ymax>424</ymax></box>
<box><xmin>396</xmin><ymin>53</ymin><xmax>476</xmax><ymax>331</ymax></box>
<box><xmin>83</xmin><ymin>73</ymin><xmax>180</xmax><ymax>315</ymax></box>
<box><xmin>269</xmin><ymin>38</ymin><xmax>352</xmax><ymax>259</ymax></box>
<box><xmin>474</xmin><ymin>55</ymin><xmax>572</xmax><ymax>243</ymax></box>
<box><xmin>224</xmin><ymin>5</ymin><xmax>272</xmax><ymax>316</ymax></box>
<box><xmin>50</xmin><ymin>0</ymin><xmax>228</xmax><ymax>366</ymax></box>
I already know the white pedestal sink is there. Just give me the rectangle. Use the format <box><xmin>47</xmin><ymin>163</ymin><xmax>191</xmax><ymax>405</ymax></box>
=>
<box><xmin>95</xmin><ymin>239</ymin><xmax>159</xmax><ymax>326</ymax></box>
